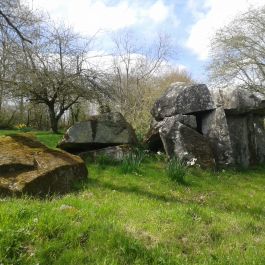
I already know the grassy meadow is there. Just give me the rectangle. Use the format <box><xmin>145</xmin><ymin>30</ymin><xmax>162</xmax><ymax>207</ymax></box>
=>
<box><xmin>0</xmin><ymin>130</ymin><xmax>265</xmax><ymax>265</ymax></box>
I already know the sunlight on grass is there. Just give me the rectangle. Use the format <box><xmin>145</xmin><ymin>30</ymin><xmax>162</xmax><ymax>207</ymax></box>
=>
<box><xmin>0</xmin><ymin>129</ymin><xmax>63</xmax><ymax>149</ymax></box>
<box><xmin>0</xmin><ymin>130</ymin><xmax>265</xmax><ymax>264</ymax></box>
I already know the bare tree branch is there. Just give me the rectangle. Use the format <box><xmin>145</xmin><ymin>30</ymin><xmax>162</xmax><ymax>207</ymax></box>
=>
<box><xmin>0</xmin><ymin>8</ymin><xmax>32</xmax><ymax>44</ymax></box>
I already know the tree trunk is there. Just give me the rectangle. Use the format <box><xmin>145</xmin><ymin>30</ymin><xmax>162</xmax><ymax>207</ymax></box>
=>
<box><xmin>37</xmin><ymin>114</ymin><xmax>43</xmax><ymax>130</ymax></box>
<box><xmin>48</xmin><ymin>105</ymin><xmax>59</xmax><ymax>133</ymax></box>
<box><xmin>26</xmin><ymin>108</ymin><xmax>30</xmax><ymax>127</ymax></box>
<box><xmin>19</xmin><ymin>96</ymin><xmax>24</xmax><ymax>123</ymax></box>
<box><xmin>0</xmin><ymin>86</ymin><xmax>3</xmax><ymax>113</ymax></box>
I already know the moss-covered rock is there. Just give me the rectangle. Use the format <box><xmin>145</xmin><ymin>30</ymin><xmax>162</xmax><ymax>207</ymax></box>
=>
<box><xmin>0</xmin><ymin>134</ymin><xmax>88</xmax><ymax>196</ymax></box>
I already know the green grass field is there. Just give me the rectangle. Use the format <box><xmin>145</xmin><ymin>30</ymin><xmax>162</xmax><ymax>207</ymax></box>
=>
<box><xmin>0</xmin><ymin>130</ymin><xmax>265</xmax><ymax>265</ymax></box>
<box><xmin>0</xmin><ymin>130</ymin><xmax>63</xmax><ymax>149</ymax></box>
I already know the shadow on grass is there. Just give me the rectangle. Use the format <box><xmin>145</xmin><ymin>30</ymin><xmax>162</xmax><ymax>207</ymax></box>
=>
<box><xmin>85</xmin><ymin>178</ymin><xmax>187</xmax><ymax>204</ymax></box>
<box><xmin>82</xmin><ymin>176</ymin><xmax>265</xmax><ymax>219</ymax></box>
<box><xmin>218</xmin><ymin>202</ymin><xmax>265</xmax><ymax>220</ymax></box>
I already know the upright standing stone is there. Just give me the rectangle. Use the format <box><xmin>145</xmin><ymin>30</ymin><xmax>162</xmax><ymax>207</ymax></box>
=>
<box><xmin>253</xmin><ymin>116</ymin><xmax>265</xmax><ymax>164</ymax></box>
<box><xmin>202</xmin><ymin>107</ymin><xmax>234</xmax><ymax>166</ymax></box>
<box><xmin>226</xmin><ymin>115</ymin><xmax>251</xmax><ymax>167</ymax></box>
<box><xmin>159</xmin><ymin>116</ymin><xmax>215</xmax><ymax>168</ymax></box>
<box><xmin>144</xmin><ymin>114</ymin><xmax>197</xmax><ymax>152</ymax></box>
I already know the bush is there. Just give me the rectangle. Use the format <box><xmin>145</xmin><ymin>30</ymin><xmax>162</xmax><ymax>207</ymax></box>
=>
<box><xmin>120</xmin><ymin>148</ymin><xmax>146</xmax><ymax>174</ymax></box>
<box><xmin>166</xmin><ymin>157</ymin><xmax>187</xmax><ymax>184</ymax></box>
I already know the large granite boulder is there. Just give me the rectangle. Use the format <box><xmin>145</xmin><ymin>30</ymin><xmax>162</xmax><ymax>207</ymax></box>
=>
<box><xmin>202</xmin><ymin>107</ymin><xmax>234</xmax><ymax>166</ymax></box>
<box><xmin>58</xmin><ymin>112</ymin><xmax>137</xmax><ymax>153</ymax></box>
<box><xmin>159</xmin><ymin>116</ymin><xmax>215</xmax><ymax>168</ymax></box>
<box><xmin>213</xmin><ymin>87</ymin><xmax>265</xmax><ymax>115</ymax></box>
<box><xmin>151</xmin><ymin>83</ymin><xmax>215</xmax><ymax>120</ymax></box>
<box><xmin>0</xmin><ymin>134</ymin><xmax>87</xmax><ymax>196</ymax></box>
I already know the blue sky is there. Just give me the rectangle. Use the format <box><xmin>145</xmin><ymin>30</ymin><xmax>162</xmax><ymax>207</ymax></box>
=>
<box><xmin>25</xmin><ymin>0</ymin><xmax>264</xmax><ymax>81</ymax></box>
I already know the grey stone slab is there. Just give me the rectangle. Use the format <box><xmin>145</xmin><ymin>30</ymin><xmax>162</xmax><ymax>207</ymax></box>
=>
<box><xmin>151</xmin><ymin>83</ymin><xmax>215</xmax><ymax>120</ymax></box>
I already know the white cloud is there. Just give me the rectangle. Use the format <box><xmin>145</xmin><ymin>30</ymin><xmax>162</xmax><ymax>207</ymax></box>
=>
<box><xmin>26</xmin><ymin>0</ymin><xmax>170</xmax><ymax>36</ymax></box>
<box><xmin>187</xmin><ymin>0</ymin><xmax>205</xmax><ymax>19</ymax></box>
<box><xmin>22</xmin><ymin>0</ymin><xmax>184</xmax><ymax>74</ymax></box>
<box><xmin>186</xmin><ymin>0</ymin><xmax>265</xmax><ymax>60</ymax></box>
<box><xmin>85</xmin><ymin>50</ymin><xmax>187</xmax><ymax>76</ymax></box>
<box><xmin>147</xmin><ymin>0</ymin><xmax>169</xmax><ymax>23</ymax></box>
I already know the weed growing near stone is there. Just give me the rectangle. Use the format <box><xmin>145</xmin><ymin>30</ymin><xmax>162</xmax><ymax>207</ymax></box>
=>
<box><xmin>120</xmin><ymin>148</ymin><xmax>147</xmax><ymax>174</ymax></box>
<box><xmin>94</xmin><ymin>154</ymin><xmax>118</xmax><ymax>169</ymax></box>
<box><xmin>166</xmin><ymin>157</ymin><xmax>187</xmax><ymax>184</ymax></box>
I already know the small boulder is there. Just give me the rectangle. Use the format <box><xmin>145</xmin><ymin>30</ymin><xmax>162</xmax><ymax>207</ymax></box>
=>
<box><xmin>0</xmin><ymin>134</ymin><xmax>87</xmax><ymax>196</ymax></box>
<box><xmin>151</xmin><ymin>83</ymin><xmax>215</xmax><ymax>120</ymax></box>
<box><xmin>58</xmin><ymin>112</ymin><xmax>137</xmax><ymax>153</ymax></box>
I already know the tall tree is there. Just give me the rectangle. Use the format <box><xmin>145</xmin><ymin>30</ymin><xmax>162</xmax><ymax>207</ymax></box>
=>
<box><xmin>109</xmin><ymin>30</ymin><xmax>173</xmax><ymax>129</ymax></box>
<box><xmin>0</xmin><ymin>0</ymin><xmax>37</xmax><ymax>118</ymax></box>
<box><xmin>0</xmin><ymin>0</ymin><xmax>34</xmax><ymax>43</ymax></box>
<box><xmin>15</xmin><ymin>24</ymin><xmax>102</xmax><ymax>133</ymax></box>
<box><xmin>208</xmin><ymin>5</ymin><xmax>265</xmax><ymax>93</ymax></box>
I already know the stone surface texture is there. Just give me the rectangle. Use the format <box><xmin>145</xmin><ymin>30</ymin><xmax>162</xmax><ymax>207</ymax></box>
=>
<box><xmin>226</xmin><ymin>116</ymin><xmax>251</xmax><ymax>167</ymax></box>
<box><xmin>149</xmin><ymin>83</ymin><xmax>265</xmax><ymax>168</ymax></box>
<box><xmin>159</xmin><ymin>118</ymin><xmax>215</xmax><ymax>168</ymax></box>
<box><xmin>253</xmin><ymin>116</ymin><xmax>265</xmax><ymax>164</ymax></box>
<box><xmin>145</xmin><ymin>115</ymin><xmax>197</xmax><ymax>152</ymax></box>
<box><xmin>226</xmin><ymin>114</ymin><xmax>265</xmax><ymax>167</ymax></box>
<box><xmin>0</xmin><ymin>134</ymin><xmax>87</xmax><ymax>195</ymax></box>
<box><xmin>58</xmin><ymin>112</ymin><xmax>137</xmax><ymax>152</ymax></box>
<box><xmin>79</xmin><ymin>145</ymin><xmax>131</xmax><ymax>161</ymax></box>
<box><xmin>151</xmin><ymin>83</ymin><xmax>215</xmax><ymax>120</ymax></box>
<box><xmin>213</xmin><ymin>87</ymin><xmax>265</xmax><ymax>115</ymax></box>
<box><xmin>202</xmin><ymin>107</ymin><xmax>234</xmax><ymax>166</ymax></box>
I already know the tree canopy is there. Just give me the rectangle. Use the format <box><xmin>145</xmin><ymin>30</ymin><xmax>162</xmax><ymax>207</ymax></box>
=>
<box><xmin>208</xmin><ymin>5</ymin><xmax>265</xmax><ymax>93</ymax></box>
